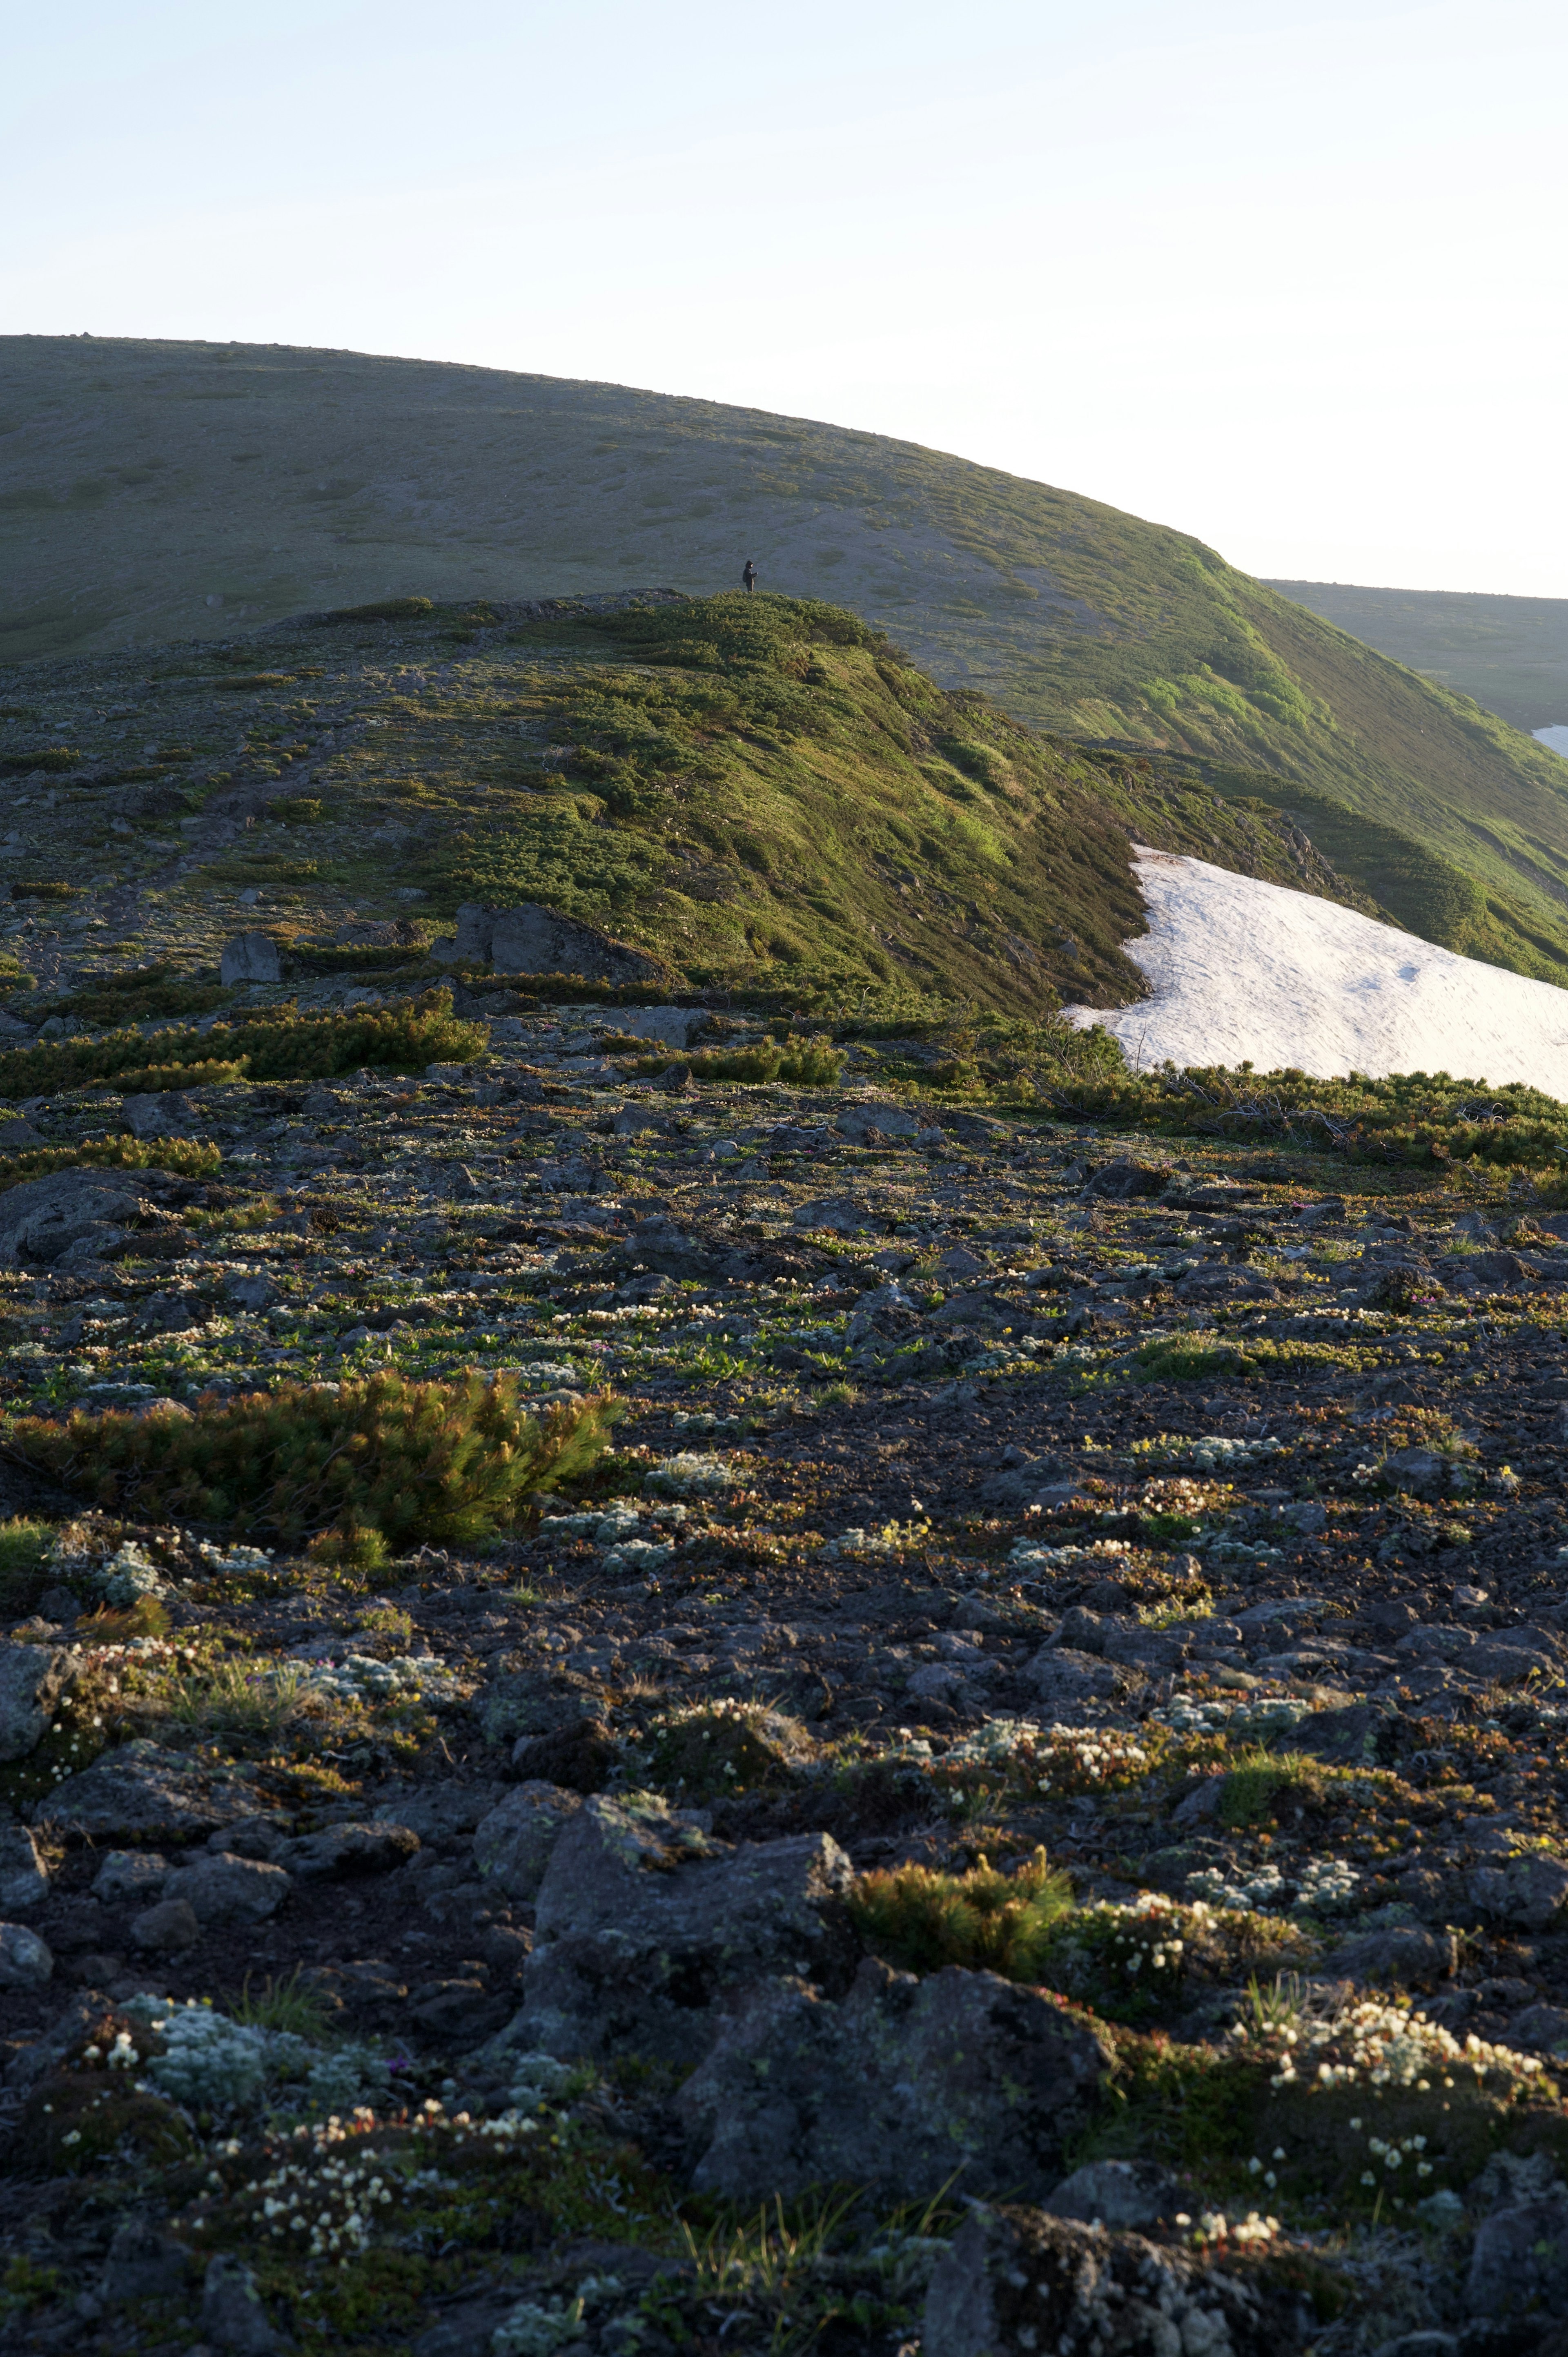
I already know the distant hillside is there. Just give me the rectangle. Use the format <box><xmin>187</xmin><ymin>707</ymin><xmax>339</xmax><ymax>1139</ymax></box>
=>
<box><xmin>0</xmin><ymin>591</ymin><xmax>1390</xmax><ymax>1017</ymax></box>
<box><xmin>6</xmin><ymin>336</ymin><xmax>1568</xmax><ymax>985</ymax></box>
<box><xmin>1264</xmin><ymin>580</ymin><xmax>1568</xmax><ymax>736</ymax></box>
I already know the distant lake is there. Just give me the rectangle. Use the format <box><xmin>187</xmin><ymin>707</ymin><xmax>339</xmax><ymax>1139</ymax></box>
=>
<box><xmin>1534</xmin><ymin>726</ymin><xmax>1568</xmax><ymax>757</ymax></box>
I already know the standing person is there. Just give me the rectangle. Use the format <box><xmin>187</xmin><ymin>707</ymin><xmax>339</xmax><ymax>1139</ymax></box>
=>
<box><xmin>741</xmin><ymin>558</ymin><xmax>757</xmax><ymax>593</ymax></box>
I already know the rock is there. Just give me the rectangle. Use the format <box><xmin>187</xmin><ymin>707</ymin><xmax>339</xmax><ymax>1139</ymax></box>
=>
<box><xmin>202</xmin><ymin>2250</ymin><xmax>284</xmax><ymax>2353</ymax></box>
<box><xmin>1321</xmin><ymin>1924</ymin><xmax>1458</xmax><ymax>1989</ymax></box>
<box><xmin>457</xmin><ymin>900</ymin><xmax>661</xmax><ymax>983</ymax></box>
<box><xmin>1447</xmin><ymin>1248</ymin><xmax>1534</xmax><ymax>1293</ymax></box>
<box><xmin>228</xmin><ymin>1272</ymin><xmax>274</xmax><ymax>1310</ymax></box>
<box><xmin>1383</xmin><ymin>1447</ymin><xmax>1456</xmax><ymax>1498</ymax></box>
<box><xmin>0</xmin><ymin>1644</ymin><xmax>71</xmax><ymax>1762</ymax></box>
<box><xmin>0</xmin><ymin>1921</ymin><xmax>53</xmax><ymax>1987</ymax></box>
<box><xmin>922</xmin><ymin>2203</ymin><xmax>1299</xmax><ymax>2357</ymax></box>
<box><xmin>1467</xmin><ymin>2192</ymin><xmax>1568</xmax><ymax>2320</ymax></box>
<box><xmin>122</xmin><ymin>1092</ymin><xmax>195</xmax><ymax>1141</ymax></box>
<box><xmin>473</xmin><ymin>1781</ymin><xmax>584</xmax><ymax>1899</ymax></box>
<box><xmin>679</xmin><ymin>1958</ymin><xmax>1109</xmax><ymax>2203</ymax></box>
<box><xmin>510</xmin><ymin>1718</ymin><xmax>617</xmax><ymax>1795</ymax></box>
<box><xmin>1082</xmin><ymin>1158</ymin><xmax>1169</xmax><ymax>1200</ymax></box>
<box><xmin>1468</xmin><ymin>1852</ymin><xmax>1568</xmax><ymax>1932</ymax></box>
<box><xmin>131</xmin><ymin>1898</ymin><xmax>201</xmax><ymax>1954</ymax></box>
<box><xmin>1174</xmin><ymin>1264</ymin><xmax>1278</xmax><ymax>1303</ymax></box>
<box><xmin>935</xmin><ymin>1245</ymin><xmax>986</xmax><ymax>1278</ymax></box>
<box><xmin>1283</xmin><ymin>1702</ymin><xmax>1396</xmax><ymax>1765</ymax></box>
<box><xmin>92</xmin><ymin>1849</ymin><xmax>169</xmax><ymax>1904</ymax></box>
<box><xmin>1027</xmin><ymin>1646</ymin><xmax>1143</xmax><ymax>1720</ymax></box>
<box><xmin>619</xmin><ymin>1214</ymin><xmax>723</xmax><ymax>1279</ymax></box>
<box><xmin>374</xmin><ymin>1781</ymin><xmax>506</xmax><ymax>1843</ymax></box>
<box><xmin>161</xmin><ymin>1853</ymin><xmax>292</xmax><ymax>1926</ymax></box>
<box><xmin>33</xmin><ymin>1740</ymin><xmax>259</xmax><ymax>1839</ymax></box>
<box><xmin>1507</xmin><ymin>2004</ymin><xmax>1568</xmax><ymax>2058</ymax></box>
<box><xmin>513</xmin><ymin>1798</ymin><xmax>857</xmax><ymax>2067</ymax></box>
<box><xmin>836</xmin><ymin>1101</ymin><xmax>921</xmax><ymax>1142</ymax></box>
<box><xmin>0</xmin><ymin>1168</ymin><xmax>151</xmax><ymax>1267</ymax></box>
<box><xmin>273</xmin><ymin>1820</ymin><xmax>421</xmax><ymax>1878</ymax></box>
<box><xmin>1045</xmin><ymin>2158</ymin><xmax>1185</xmax><ymax>2231</ymax></box>
<box><xmin>101</xmin><ymin>2217</ymin><xmax>190</xmax><ymax>2306</ymax></box>
<box><xmin>218</xmin><ymin>932</ymin><xmax>282</xmax><ymax>985</ymax></box>
<box><xmin>608</xmin><ymin>1006</ymin><xmax>708</xmax><ymax>1050</ymax></box>
<box><xmin>409</xmin><ymin>1978</ymin><xmax>512</xmax><ymax>2041</ymax></box>
<box><xmin>0</xmin><ymin>1826</ymin><xmax>49</xmax><ymax>1912</ymax></box>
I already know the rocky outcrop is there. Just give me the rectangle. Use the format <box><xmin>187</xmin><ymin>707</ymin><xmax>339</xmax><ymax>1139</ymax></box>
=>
<box><xmin>436</xmin><ymin>901</ymin><xmax>662</xmax><ymax>983</ymax></box>
<box><xmin>922</xmin><ymin>2205</ymin><xmax>1306</xmax><ymax>2357</ymax></box>
<box><xmin>676</xmin><ymin>1957</ymin><xmax>1111</xmax><ymax>2203</ymax></box>
<box><xmin>507</xmin><ymin>1797</ymin><xmax>857</xmax><ymax>2066</ymax></box>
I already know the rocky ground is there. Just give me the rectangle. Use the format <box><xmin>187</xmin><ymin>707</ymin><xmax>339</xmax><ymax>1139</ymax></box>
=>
<box><xmin>1</xmin><ymin>979</ymin><xmax>1568</xmax><ymax>2355</ymax></box>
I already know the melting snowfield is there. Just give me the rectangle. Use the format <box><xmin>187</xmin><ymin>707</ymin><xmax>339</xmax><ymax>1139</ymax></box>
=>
<box><xmin>1066</xmin><ymin>846</ymin><xmax>1568</xmax><ymax>1092</ymax></box>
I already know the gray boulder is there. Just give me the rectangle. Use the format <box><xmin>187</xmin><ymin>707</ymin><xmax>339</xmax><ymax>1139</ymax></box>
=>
<box><xmin>1045</xmin><ymin>2158</ymin><xmax>1184</xmax><ymax>2231</ymax></box>
<box><xmin>202</xmin><ymin>2251</ymin><xmax>284</xmax><ymax>2353</ymax></box>
<box><xmin>677</xmin><ymin>1958</ymin><xmax>1110</xmax><ymax>2203</ymax></box>
<box><xmin>273</xmin><ymin>1820</ymin><xmax>420</xmax><ymax>1878</ymax></box>
<box><xmin>32</xmin><ymin>1739</ymin><xmax>260</xmax><ymax>1839</ymax></box>
<box><xmin>101</xmin><ymin>2218</ymin><xmax>191</xmax><ymax>2307</ymax></box>
<box><xmin>1027</xmin><ymin>1646</ymin><xmax>1141</xmax><ymax>1720</ymax></box>
<box><xmin>1321</xmin><ymin>1924</ymin><xmax>1458</xmax><ymax>1989</ymax></box>
<box><xmin>836</xmin><ymin>1101</ymin><xmax>921</xmax><ymax>1142</ymax></box>
<box><xmin>0</xmin><ymin>1169</ymin><xmax>145</xmax><ymax>1267</ymax></box>
<box><xmin>0</xmin><ymin>1644</ymin><xmax>73</xmax><ymax>1761</ymax></box>
<box><xmin>609</xmin><ymin>1006</ymin><xmax>708</xmax><ymax>1050</ymax></box>
<box><xmin>161</xmin><ymin>1852</ymin><xmax>292</xmax><ymax>1926</ymax></box>
<box><xmin>132</xmin><ymin>1898</ymin><xmax>201</xmax><ymax>1953</ymax></box>
<box><xmin>0</xmin><ymin>1922</ymin><xmax>53</xmax><ymax>1987</ymax></box>
<box><xmin>1467</xmin><ymin>1851</ymin><xmax>1568</xmax><ymax>1931</ymax></box>
<box><xmin>512</xmin><ymin>1797</ymin><xmax>856</xmax><ymax>2066</ymax></box>
<box><xmin>1467</xmin><ymin>2191</ymin><xmax>1568</xmax><ymax>2319</ymax></box>
<box><xmin>473</xmin><ymin>1781</ymin><xmax>583</xmax><ymax>1900</ymax></box>
<box><xmin>0</xmin><ymin>1826</ymin><xmax>49</xmax><ymax>1912</ymax></box>
<box><xmin>122</xmin><ymin>1092</ymin><xmax>196</xmax><ymax>1141</ymax></box>
<box><xmin>92</xmin><ymin>1849</ymin><xmax>169</xmax><ymax>1904</ymax></box>
<box><xmin>219</xmin><ymin>932</ymin><xmax>282</xmax><ymax>985</ymax></box>
<box><xmin>923</xmin><ymin>2204</ymin><xmax>1297</xmax><ymax>2357</ymax></box>
<box><xmin>448</xmin><ymin>900</ymin><xmax>660</xmax><ymax>983</ymax></box>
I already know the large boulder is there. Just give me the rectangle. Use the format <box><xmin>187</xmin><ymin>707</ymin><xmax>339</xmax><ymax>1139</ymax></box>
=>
<box><xmin>1468</xmin><ymin>2190</ymin><xmax>1568</xmax><ymax>2320</ymax></box>
<box><xmin>0</xmin><ymin>1645</ymin><xmax>73</xmax><ymax>1762</ymax></box>
<box><xmin>676</xmin><ymin>1958</ymin><xmax>1110</xmax><ymax>2203</ymax></box>
<box><xmin>219</xmin><ymin>932</ymin><xmax>282</xmax><ymax>985</ymax></box>
<box><xmin>0</xmin><ymin>1827</ymin><xmax>49</xmax><ymax>1912</ymax></box>
<box><xmin>445</xmin><ymin>901</ymin><xmax>660</xmax><ymax>983</ymax></box>
<box><xmin>472</xmin><ymin>1781</ymin><xmax>583</xmax><ymax>1899</ymax></box>
<box><xmin>122</xmin><ymin>1092</ymin><xmax>196</xmax><ymax>1142</ymax></box>
<box><xmin>608</xmin><ymin>1006</ymin><xmax>708</xmax><ymax>1050</ymax></box>
<box><xmin>0</xmin><ymin>1169</ymin><xmax>147</xmax><ymax>1266</ymax></box>
<box><xmin>31</xmin><ymin>1740</ymin><xmax>260</xmax><ymax>1840</ymax></box>
<box><xmin>510</xmin><ymin>1797</ymin><xmax>857</xmax><ymax>2066</ymax></box>
<box><xmin>923</xmin><ymin>2205</ymin><xmax>1302</xmax><ymax>2357</ymax></box>
<box><xmin>160</xmin><ymin>1853</ymin><xmax>292</xmax><ymax>1926</ymax></box>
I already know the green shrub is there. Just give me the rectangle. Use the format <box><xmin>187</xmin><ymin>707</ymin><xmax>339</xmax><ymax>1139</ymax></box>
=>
<box><xmin>267</xmin><ymin>796</ymin><xmax>326</xmax><ymax>824</ymax></box>
<box><xmin>3</xmin><ymin>1371</ymin><xmax>620</xmax><ymax>1550</ymax></box>
<box><xmin>0</xmin><ymin>749</ymin><xmax>80</xmax><ymax>774</ymax></box>
<box><xmin>847</xmin><ymin>1848</ymin><xmax>1074</xmax><ymax>1980</ymax></box>
<box><xmin>0</xmin><ymin>1137</ymin><xmax>223</xmax><ymax>1192</ymax></box>
<box><xmin>308</xmin><ymin>596</ymin><xmax>434</xmax><ymax>625</ymax></box>
<box><xmin>1217</xmin><ymin>1750</ymin><xmax>1326</xmax><ymax>1828</ymax></box>
<box><xmin>641</xmin><ymin>1701</ymin><xmax>814</xmax><ymax>1797</ymax></box>
<box><xmin>0</xmin><ymin>1518</ymin><xmax>53</xmax><ymax>1615</ymax></box>
<box><xmin>634</xmin><ymin>1033</ymin><xmax>842</xmax><ymax>1086</ymax></box>
<box><xmin>49</xmin><ymin>968</ymin><xmax>230</xmax><ymax>1025</ymax></box>
<box><xmin>109</xmin><ymin>1059</ymin><xmax>246</xmax><ymax>1095</ymax></box>
<box><xmin>0</xmin><ymin>990</ymin><xmax>485</xmax><ymax>1101</ymax></box>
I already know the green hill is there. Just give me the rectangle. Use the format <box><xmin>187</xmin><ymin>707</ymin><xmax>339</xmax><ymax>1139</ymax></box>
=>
<box><xmin>0</xmin><ymin>589</ymin><xmax>1391</xmax><ymax>1018</ymax></box>
<box><xmin>5</xmin><ymin>335</ymin><xmax>1568</xmax><ymax>983</ymax></box>
<box><xmin>1261</xmin><ymin>580</ymin><xmax>1568</xmax><ymax>736</ymax></box>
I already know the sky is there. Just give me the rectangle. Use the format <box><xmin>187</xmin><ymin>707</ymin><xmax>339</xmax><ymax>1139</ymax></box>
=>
<box><xmin>4</xmin><ymin>0</ymin><xmax>1566</xmax><ymax>597</ymax></box>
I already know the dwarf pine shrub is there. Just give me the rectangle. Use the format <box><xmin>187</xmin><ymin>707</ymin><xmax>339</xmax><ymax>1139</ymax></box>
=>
<box><xmin>847</xmin><ymin>1848</ymin><xmax>1074</xmax><ymax>1981</ymax></box>
<box><xmin>635</xmin><ymin>1033</ymin><xmax>841</xmax><ymax>1086</ymax></box>
<box><xmin>0</xmin><ymin>1137</ymin><xmax>222</xmax><ymax>1193</ymax></box>
<box><xmin>0</xmin><ymin>990</ymin><xmax>485</xmax><ymax>1101</ymax></box>
<box><xmin>4</xmin><ymin>1371</ymin><xmax>619</xmax><ymax>1549</ymax></box>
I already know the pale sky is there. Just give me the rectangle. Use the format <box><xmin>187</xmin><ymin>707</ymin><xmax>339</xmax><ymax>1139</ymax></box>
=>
<box><xmin>4</xmin><ymin>0</ymin><xmax>1565</xmax><ymax>596</ymax></box>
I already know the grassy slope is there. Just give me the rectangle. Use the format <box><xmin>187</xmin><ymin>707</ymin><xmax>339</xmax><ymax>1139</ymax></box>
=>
<box><xmin>1264</xmin><ymin>580</ymin><xmax>1568</xmax><ymax>736</ymax></box>
<box><xmin>0</xmin><ymin>591</ymin><xmax>1393</xmax><ymax>1017</ymax></box>
<box><xmin>6</xmin><ymin>336</ymin><xmax>1568</xmax><ymax>981</ymax></box>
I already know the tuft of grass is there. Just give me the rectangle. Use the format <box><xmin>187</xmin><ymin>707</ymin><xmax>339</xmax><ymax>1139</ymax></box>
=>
<box><xmin>230</xmin><ymin>1964</ymin><xmax>334</xmax><ymax>2040</ymax></box>
<box><xmin>847</xmin><ymin>1848</ymin><xmax>1075</xmax><ymax>1981</ymax></box>
<box><xmin>0</xmin><ymin>1518</ymin><xmax>53</xmax><ymax>1617</ymax></box>
<box><xmin>3</xmin><ymin>1372</ymin><xmax>621</xmax><ymax>1551</ymax></box>
<box><xmin>1217</xmin><ymin>1749</ymin><xmax>1326</xmax><ymax>1828</ymax></box>
<box><xmin>163</xmin><ymin>1657</ymin><xmax>318</xmax><ymax>1737</ymax></box>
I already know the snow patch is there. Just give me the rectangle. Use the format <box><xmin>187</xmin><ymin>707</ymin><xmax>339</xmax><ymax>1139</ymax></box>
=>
<box><xmin>1064</xmin><ymin>847</ymin><xmax>1568</xmax><ymax>1091</ymax></box>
